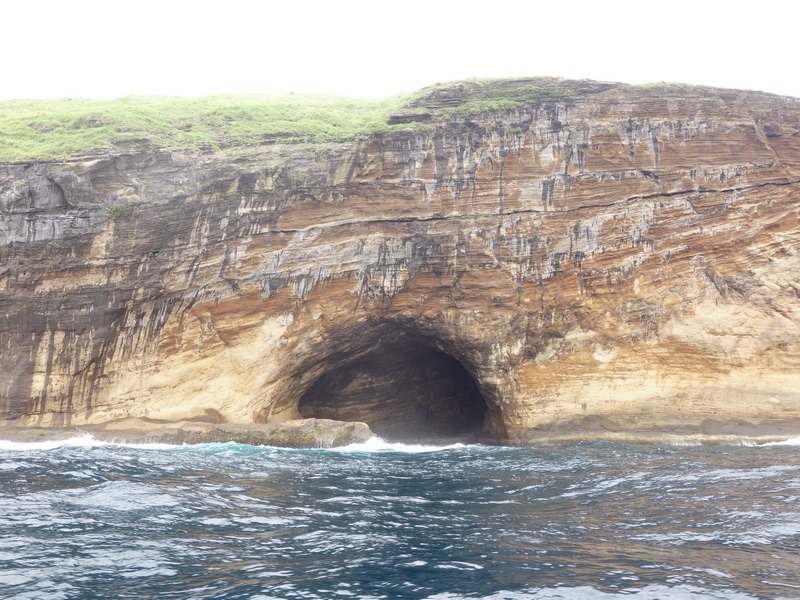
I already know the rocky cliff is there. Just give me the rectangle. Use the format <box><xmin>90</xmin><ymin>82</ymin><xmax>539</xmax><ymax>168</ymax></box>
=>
<box><xmin>2</xmin><ymin>79</ymin><xmax>800</xmax><ymax>442</ymax></box>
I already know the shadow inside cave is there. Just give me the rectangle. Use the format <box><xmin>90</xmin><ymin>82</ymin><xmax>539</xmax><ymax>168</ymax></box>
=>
<box><xmin>297</xmin><ymin>341</ymin><xmax>488</xmax><ymax>442</ymax></box>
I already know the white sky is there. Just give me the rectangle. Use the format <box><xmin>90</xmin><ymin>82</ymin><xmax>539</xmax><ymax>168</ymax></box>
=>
<box><xmin>2</xmin><ymin>0</ymin><xmax>798</xmax><ymax>101</ymax></box>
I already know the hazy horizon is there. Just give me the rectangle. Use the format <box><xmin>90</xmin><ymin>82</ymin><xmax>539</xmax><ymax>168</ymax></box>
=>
<box><xmin>3</xmin><ymin>0</ymin><xmax>799</xmax><ymax>101</ymax></box>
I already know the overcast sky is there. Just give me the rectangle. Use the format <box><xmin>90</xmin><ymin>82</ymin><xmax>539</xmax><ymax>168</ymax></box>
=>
<box><xmin>2</xmin><ymin>0</ymin><xmax>798</xmax><ymax>101</ymax></box>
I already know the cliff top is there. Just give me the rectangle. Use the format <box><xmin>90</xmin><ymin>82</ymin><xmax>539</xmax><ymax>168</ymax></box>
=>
<box><xmin>0</xmin><ymin>77</ymin><xmax>790</xmax><ymax>163</ymax></box>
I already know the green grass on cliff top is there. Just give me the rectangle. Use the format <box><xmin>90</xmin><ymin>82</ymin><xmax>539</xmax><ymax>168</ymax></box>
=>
<box><xmin>0</xmin><ymin>78</ymin><xmax>619</xmax><ymax>162</ymax></box>
<box><xmin>0</xmin><ymin>94</ymin><xmax>411</xmax><ymax>162</ymax></box>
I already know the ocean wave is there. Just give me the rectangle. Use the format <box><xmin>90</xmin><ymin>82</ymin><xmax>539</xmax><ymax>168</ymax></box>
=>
<box><xmin>423</xmin><ymin>584</ymin><xmax>769</xmax><ymax>599</ymax></box>
<box><xmin>326</xmin><ymin>436</ymin><xmax>469</xmax><ymax>454</ymax></box>
<box><xmin>0</xmin><ymin>433</ymin><xmax>178</xmax><ymax>452</ymax></box>
<box><xmin>0</xmin><ymin>433</ymin><xmax>473</xmax><ymax>454</ymax></box>
<box><xmin>4</xmin><ymin>432</ymin><xmax>797</xmax><ymax>454</ymax></box>
<box><xmin>762</xmin><ymin>437</ymin><xmax>800</xmax><ymax>446</ymax></box>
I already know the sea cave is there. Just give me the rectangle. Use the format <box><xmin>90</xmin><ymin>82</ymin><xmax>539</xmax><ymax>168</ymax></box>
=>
<box><xmin>298</xmin><ymin>340</ymin><xmax>488</xmax><ymax>442</ymax></box>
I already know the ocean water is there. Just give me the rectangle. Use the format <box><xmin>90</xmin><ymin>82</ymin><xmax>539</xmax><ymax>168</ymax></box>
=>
<box><xmin>1</xmin><ymin>436</ymin><xmax>800</xmax><ymax>599</ymax></box>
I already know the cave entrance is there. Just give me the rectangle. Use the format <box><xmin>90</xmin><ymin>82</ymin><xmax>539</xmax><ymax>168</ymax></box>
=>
<box><xmin>297</xmin><ymin>340</ymin><xmax>488</xmax><ymax>442</ymax></box>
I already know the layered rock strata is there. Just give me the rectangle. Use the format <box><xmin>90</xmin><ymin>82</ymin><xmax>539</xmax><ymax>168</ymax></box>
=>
<box><xmin>2</xmin><ymin>80</ymin><xmax>800</xmax><ymax>442</ymax></box>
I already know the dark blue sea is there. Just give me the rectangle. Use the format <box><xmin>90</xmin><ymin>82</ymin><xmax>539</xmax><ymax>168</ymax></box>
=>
<box><xmin>1</xmin><ymin>435</ymin><xmax>800</xmax><ymax>599</ymax></box>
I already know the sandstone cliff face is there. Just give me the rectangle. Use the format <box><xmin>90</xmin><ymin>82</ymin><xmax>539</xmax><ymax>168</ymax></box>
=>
<box><xmin>2</xmin><ymin>81</ymin><xmax>800</xmax><ymax>441</ymax></box>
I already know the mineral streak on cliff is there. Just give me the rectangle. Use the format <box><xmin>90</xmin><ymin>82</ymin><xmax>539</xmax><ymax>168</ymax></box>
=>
<box><xmin>1</xmin><ymin>79</ymin><xmax>800</xmax><ymax>442</ymax></box>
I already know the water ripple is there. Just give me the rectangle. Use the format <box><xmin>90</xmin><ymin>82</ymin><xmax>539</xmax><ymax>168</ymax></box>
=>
<box><xmin>1</xmin><ymin>439</ymin><xmax>800</xmax><ymax>598</ymax></box>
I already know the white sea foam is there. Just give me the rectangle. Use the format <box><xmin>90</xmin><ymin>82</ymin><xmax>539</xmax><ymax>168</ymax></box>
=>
<box><xmin>327</xmin><ymin>436</ymin><xmax>468</xmax><ymax>454</ymax></box>
<box><xmin>0</xmin><ymin>433</ymin><xmax>178</xmax><ymax>452</ymax></box>
<box><xmin>762</xmin><ymin>437</ymin><xmax>800</xmax><ymax>446</ymax></box>
<box><xmin>0</xmin><ymin>432</ymin><xmax>102</xmax><ymax>451</ymax></box>
<box><xmin>108</xmin><ymin>439</ymin><xmax>180</xmax><ymax>450</ymax></box>
<box><xmin>0</xmin><ymin>433</ymin><xmax>470</xmax><ymax>453</ymax></box>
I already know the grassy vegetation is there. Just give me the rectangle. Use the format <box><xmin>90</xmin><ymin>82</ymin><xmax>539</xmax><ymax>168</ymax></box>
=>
<box><xmin>0</xmin><ymin>93</ymin><xmax>417</xmax><ymax>162</ymax></box>
<box><xmin>418</xmin><ymin>78</ymin><xmax>619</xmax><ymax>119</ymax></box>
<box><xmin>0</xmin><ymin>78</ymin><xmax>621</xmax><ymax>162</ymax></box>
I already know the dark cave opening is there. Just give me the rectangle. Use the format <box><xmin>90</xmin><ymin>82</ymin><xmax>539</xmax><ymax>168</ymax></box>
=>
<box><xmin>297</xmin><ymin>341</ymin><xmax>488</xmax><ymax>442</ymax></box>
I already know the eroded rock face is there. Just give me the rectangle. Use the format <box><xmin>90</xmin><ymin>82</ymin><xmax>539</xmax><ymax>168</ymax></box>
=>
<box><xmin>2</xmin><ymin>81</ymin><xmax>800</xmax><ymax>442</ymax></box>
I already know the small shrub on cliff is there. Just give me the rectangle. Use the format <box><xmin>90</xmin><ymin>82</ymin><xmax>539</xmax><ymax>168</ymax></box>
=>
<box><xmin>107</xmin><ymin>204</ymin><xmax>134</xmax><ymax>218</ymax></box>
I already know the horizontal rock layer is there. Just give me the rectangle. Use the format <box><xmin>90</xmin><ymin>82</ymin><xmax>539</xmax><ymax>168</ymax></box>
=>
<box><xmin>2</xmin><ymin>82</ymin><xmax>800</xmax><ymax>441</ymax></box>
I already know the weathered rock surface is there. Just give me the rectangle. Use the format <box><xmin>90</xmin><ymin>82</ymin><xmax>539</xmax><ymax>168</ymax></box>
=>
<box><xmin>0</xmin><ymin>418</ymin><xmax>374</xmax><ymax>448</ymax></box>
<box><xmin>2</xmin><ymin>79</ymin><xmax>800</xmax><ymax>442</ymax></box>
